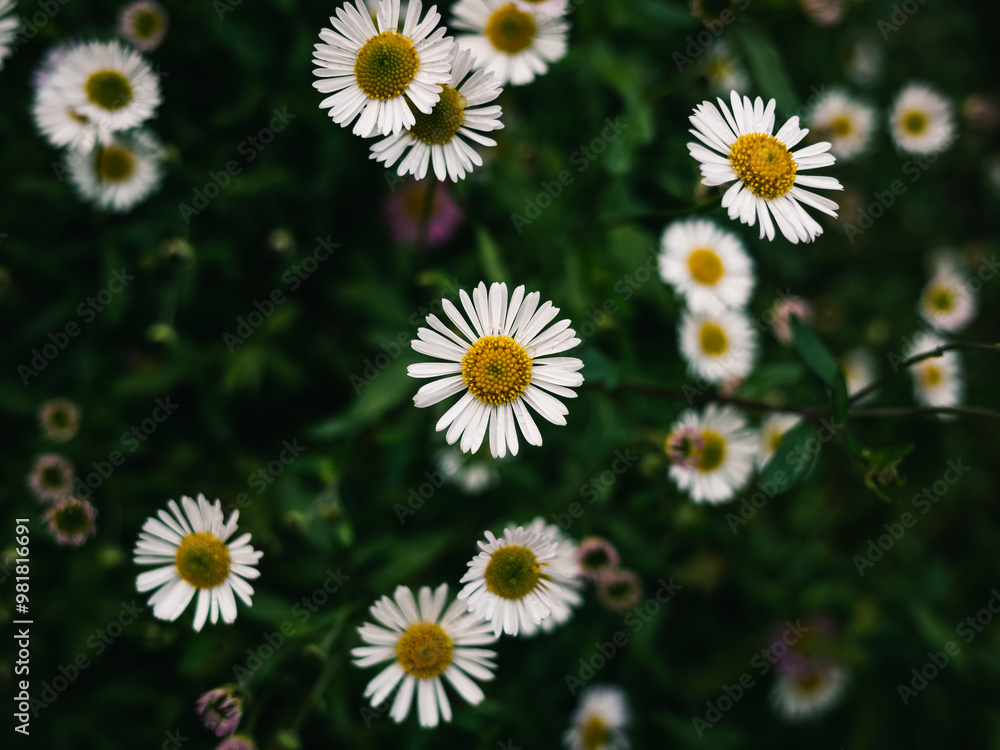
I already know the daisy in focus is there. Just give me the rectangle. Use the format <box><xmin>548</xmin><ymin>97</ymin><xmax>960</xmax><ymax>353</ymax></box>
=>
<box><xmin>918</xmin><ymin>264</ymin><xmax>976</xmax><ymax>332</ymax></box>
<box><xmin>890</xmin><ymin>83</ymin><xmax>955</xmax><ymax>155</ymax></box>
<box><xmin>458</xmin><ymin>525</ymin><xmax>579</xmax><ymax>637</ymax></box>
<box><xmin>658</xmin><ymin>218</ymin><xmax>755</xmax><ymax>314</ymax></box>
<box><xmin>0</xmin><ymin>0</ymin><xmax>18</xmax><ymax>70</ymax></box>
<box><xmin>67</xmin><ymin>128</ymin><xmax>165</xmax><ymax>212</ymax></box>
<box><xmin>384</xmin><ymin>179</ymin><xmax>464</xmax><ymax>246</ymax></box>
<box><xmin>687</xmin><ymin>91</ymin><xmax>843</xmax><ymax>243</ymax></box>
<box><xmin>352</xmin><ymin>584</ymin><xmax>497</xmax><ymax>727</ymax></box>
<box><xmin>666</xmin><ymin>404</ymin><xmax>757</xmax><ymax>503</ymax></box>
<box><xmin>370</xmin><ymin>48</ymin><xmax>504</xmax><ymax>182</ymax></box>
<box><xmin>408</xmin><ymin>281</ymin><xmax>584</xmax><ymax>458</ymax></box>
<box><xmin>564</xmin><ymin>684</ymin><xmax>630</xmax><ymax>750</ymax></box>
<box><xmin>906</xmin><ymin>332</ymin><xmax>963</xmax><ymax>418</ymax></box>
<box><xmin>119</xmin><ymin>0</ymin><xmax>169</xmax><ymax>51</ymax></box>
<box><xmin>452</xmin><ymin>0</ymin><xmax>569</xmax><ymax>86</ymax></box>
<box><xmin>807</xmin><ymin>89</ymin><xmax>876</xmax><ymax>160</ymax></box>
<box><xmin>39</xmin><ymin>398</ymin><xmax>81</xmax><ymax>442</ymax></box>
<box><xmin>133</xmin><ymin>495</ymin><xmax>263</xmax><ymax>631</ymax></box>
<box><xmin>678</xmin><ymin>307</ymin><xmax>758</xmax><ymax>384</ymax></box>
<box><xmin>312</xmin><ymin>0</ymin><xmax>454</xmax><ymax>138</ymax></box>
<box><xmin>44</xmin><ymin>496</ymin><xmax>97</xmax><ymax>546</ymax></box>
<box><xmin>28</xmin><ymin>454</ymin><xmax>75</xmax><ymax>502</ymax></box>
<box><xmin>756</xmin><ymin>413</ymin><xmax>800</xmax><ymax>469</ymax></box>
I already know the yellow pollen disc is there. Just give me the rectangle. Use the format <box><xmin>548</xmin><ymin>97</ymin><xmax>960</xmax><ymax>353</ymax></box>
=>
<box><xmin>484</xmin><ymin>544</ymin><xmax>540</xmax><ymax>600</ymax></box>
<box><xmin>795</xmin><ymin>670</ymin><xmax>824</xmax><ymax>694</ymax></box>
<box><xmin>94</xmin><ymin>144</ymin><xmax>137</xmax><ymax>183</ymax></box>
<box><xmin>175</xmin><ymin>532</ymin><xmax>231</xmax><ymax>589</ymax></box>
<box><xmin>580</xmin><ymin>716</ymin><xmax>610</xmax><ymax>750</ymax></box>
<box><xmin>687</xmin><ymin>248</ymin><xmax>725</xmax><ymax>285</ymax></box>
<box><xmin>927</xmin><ymin>286</ymin><xmax>954</xmax><ymax>312</ymax></box>
<box><xmin>697</xmin><ymin>431</ymin><xmax>726</xmax><ymax>472</ymax></box>
<box><xmin>903</xmin><ymin>110</ymin><xmax>928</xmax><ymax>135</ymax></box>
<box><xmin>768</xmin><ymin>430</ymin><xmax>783</xmax><ymax>453</ymax></box>
<box><xmin>409</xmin><ymin>85</ymin><xmax>466</xmax><ymax>145</ymax></box>
<box><xmin>921</xmin><ymin>364</ymin><xmax>942</xmax><ymax>387</ymax></box>
<box><xmin>354</xmin><ymin>31</ymin><xmax>419</xmax><ymax>101</ymax></box>
<box><xmin>395</xmin><ymin>623</ymin><xmax>453</xmax><ymax>679</ymax></box>
<box><xmin>699</xmin><ymin>322</ymin><xmax>728</xmax><ymax>356</ymax></box>
<box><xmin>134</xmin><ymin>9</ymin><xmax>163</xmax><ymax>39</ymax></box>
<box><xmin>831</xmin><ymin>116</ymin><xmax>852</xmax><ymax>136</ymax></box>
<box><xmin>461</xmin><ymin>335</ymin><xmax>532</xmax><ymax>405</ymax></box>
<box><xmin>728</xmin><ymin>133</ymin><xmax>797</xmax><ymax>199</ymax></box>
<box><xmin>485</xmin><ymin>4</ymin><xmax>537</xmax><ymax>54</ymax></box>
<box><xmin>85</xmin><ymin>70</ymin><xmax>134</xmax><ymax>111</ymax></box>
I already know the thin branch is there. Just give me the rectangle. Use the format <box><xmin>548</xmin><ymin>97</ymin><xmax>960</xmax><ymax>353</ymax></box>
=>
<box><xmin>850</xmin><ymin>405</ymin><xmax>1000</xmax><ymax>419</ymax></box>
<box><xmin>606</xmin><ymin>381</ymin><xmax>818</xmax><ymax>416</ymax></box>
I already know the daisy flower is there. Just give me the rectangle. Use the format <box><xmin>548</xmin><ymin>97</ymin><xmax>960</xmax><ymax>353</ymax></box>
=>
<box><xmin>39</xmin><ymin>397</ymin><xmax>81</xmax><ymax>442</ymax></box>
<box><xmin>452</xmin><ymin>0</ymin><xmax>569</xmax><ymax>86</ymax></box>
<box><xmin>772</xmin><ymin>663</ymin><xmax>847</xmax><ymax>721</ymax></box>
<box><xmin>514</xmin><ymin>0</ymin><xmax>568</xmax><ymax>16</ymax></box>
<box><xmin>756</xmin><ymin>413</ymin><xmax>800</xmax><ymax>469</ymax></box>
<box><xmin>658</xmin><ymin>218</ymin><xmax>755</xmax><ymax>314</ymax></box>
<box><xmin>523</xmin><ymin>516</ymin><xmax>583</xmax><ymax>633</ymax></box>
<box><xmin>807</xmin><ymin>89</ymin><xmax>876</xmax><ymax>160</ymax></box>
<box><xmin>678</xmin><ymin>307</ymin><xmax>758</xmax><ymax>385</ymax></box>
<box><xmin>40</xmin><ymin>40</ymin><xmax>161</xmax><ymax>137</ymax></box>
<box><xmin>919</xmin><ymin>267</ymin><xmax>976</xmax><ymax>332</ymax></box>
<box><xmin>384</xmin><ymin>179</ymin><xmax>464</xmax><ymax>246</ymax></box>
<box><xmin>312</xmin><ymin>0</ymin><xmax>454</xmax><ymax>138</ymax></box>
<box><xmin>438</xmin><ymin>447</ymin><xmax>500</xmax><ymax>494</ymax></box>
<box><xmin>32</xmin><ymin>80</ymin><xmax>110</xmax><ymax>152</ymax></box>
<box><xmin>564</xmin><ymin>684</ymin><xmax>630</xmax><ymax>750</ymax></box>
<box><xmin>133</xmin><ymin>495</ymin><xmax>263</xmax><ymax>631</ymax></box>
<box><xmin>687</xmin><ymin>91</ymin><xmax>843</xmax><ymax>243</ymax></box>
<box><xmin>119</xmin><ymin>0</ymin><xmax>169</xmax><ymax>52</ymax></box>
<box><xmin>28</xmin><ymin>454</ymin><xmax>75</xmax><ymax>502</ymax></box>
<box><xmin>595</xmin><ymin>569</ymin><xmax>643</xmax><ymax>613</ymax></box>
<box><xmin>352</xmin><ymin>583</ymin><xmax>498</xmax><ymax>727</ymax></box>
<box><xmin>370</xmin><ymin>47</ymin><xmax>503</xmax><ymax>181</ymax></box>
<box><xmin>906</xmin><ymin>333</ymin><xmax>963</xmax><ymax>418</ymax></box>
<box><xmin>702</xmin><ymin>40</ymin><xmax>750</xmax><ymax>97</ymax></box>
<box><xmin>664</xmin><ymin>426</ymin><xmax>705</xmax><ymax>470</ymax></box>
<box><xmin>575</xmin><ymin>537</ymin><xmax>619</xmax><ymax>581</ymax></box>
<box><xmin>196</xmin><ymin>686</ymin><xmax>243</xmax><ymax>738</ymax></box>
<box><xmin>458</xmin><ymin>525</ymin><xmax>578</xmax><ymax>637</ymax></box>
<box><xmin>890</xmin><ymin>83</ymin><xmax>955</xmax><ymax>155</ymax></box>
<box><xmin>43</xmin><ymin>496</ymin><xmax>97</xmax><ymax>546</ymax></box>
<box><xmin>408</xmin><ymin>281</ymin><xmax>584</xmax><ymax>458</ymax></box>
<box><xmin>666</xmin><ymin>404</ymin><xmax>757</xmax><ymax>504</ymax></box>
<box><xmin>0</xmin><ymin>0</ymin><xmax>18</xmax><ymax>70</ymax></box>
<box><xmin>840</xmin><ymin>348</ymin><xmax>877</xmax><ymax>398</ymax></box>
<box><xmin>67</xmin><ymin>128</ymin><xmax>165</xmax><ymax>212</ymax></box>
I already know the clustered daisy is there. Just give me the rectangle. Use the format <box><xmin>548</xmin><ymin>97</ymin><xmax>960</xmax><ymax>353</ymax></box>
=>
<box><xmin>67</xmin><ymin>127</ymin><xmax>165</xmax><ymax>212</ymax></box>
<box><xmin>807</xmin><ymin>89</ymin><xmax>876</xmax><ymax>160</ymax></box>
<box><xmin>769</xmin><ymin>617</ymin><xmax>848</xmax><ymax>721</ymax></box>
<box><xmin>44</xmin><ymin>496</ymin><xmax>97</xmax><ymax>546</ymax></box>
<box><xmin>564</xmin><ymin>684</ymin><xmax>631</xmax><ymax>750</ymax></box>
<box><xmin>890</xmin><ymin>82</ymin><xmax>955</xmax><ymax>155</ymax></box>
<box><xmin>918</xmin><ymin>254</ymin><xmax>977</xmax><ymax>333</ymax></box>
<box><xmin>665</xmin><ymin>404</ymin><xmax>757</xmax><ymax>504</ymax></box>
<box><xmin>28</xmin><ymin>453</ymin><xmax>75</xmax><ymax>502</ymax></box>
<box><xmin>905</xmin><ymin>332</ymin><xmax>963</xmax><ymax>418</ymax></box>
<box><xmin>756</xmin><ymin>413</ymin><xmax>800</xmax><ymax>469</ymax></box>
<box><xmin>118</xmin><ymin>0</ymin><xmax>169</xmax><ymax>52</ymax></box>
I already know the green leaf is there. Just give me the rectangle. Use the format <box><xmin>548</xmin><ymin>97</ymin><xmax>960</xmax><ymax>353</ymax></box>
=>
<box><xmin>735</xmin><ymin>27</ymin><xmax>801</xmax><ymax>112</ymax></box>
<box><xmin>475</xmin><ymin>226</ymin><xmax>509</xmax><ymax>284</ymax></box>
<box><xmin>759</xmin><ymin>421</ymin><xmax>817</xmax><ymax>495</ymax></box>
<box><xmin>790</xmin><ymin>314</ymin><xmax>839</xmax><ymax>387</ymax></box>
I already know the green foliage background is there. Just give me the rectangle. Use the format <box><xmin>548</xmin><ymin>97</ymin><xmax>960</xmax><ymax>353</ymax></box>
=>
<box><xmin>2</xmin><ymin>0</ymin><xmax>999</xmax><ymax>747</ymax></box>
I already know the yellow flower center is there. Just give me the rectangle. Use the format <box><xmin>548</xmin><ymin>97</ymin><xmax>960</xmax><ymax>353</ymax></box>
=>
<box><xmin>395</xmin><ymin>623</ymin><xmax>453</xmax><ymax>679</ymax></box>
<box><xmin>927</xmin><ymin>286</ymin><xmax>954</xmax><ymax>312</ymax></box>
<box><xmin>409</xmin><ymin>85</ymin><xmax>466</xmax><ymax>145</ymax></box>
<box><xmin>903</xmin><ymin>110</ymin><xmax>928</xmax><ymax>135</ymax></box>
<box><xmin>697</xmin><ymin>431</ymin><xmax>726</xmax><ymax>472</ymax></box>
<box><xmin>133</xmin><ymin>9</ymin><xmax>164</xmax><ymax>39</ymax></box>
<box><xmin>580</xmin><ymin>716</ymin><xmax>610</xmax><ymax>750</ymax></box>
<box><xmin>53</xmin><ymin>500</ymin><xmax>92</xmax><ymax>535</ymax></box>
<box><xmin>831</xmin><ymin>116</ymin><xmax>852</xmax><ymax>136</ymax></box>
<box><xmin>86</xmin><ymin>70</ymin><xmax>134</xmax><ymax>111</ymax></box>
<box><xmin>461</xmin><ymin>335</ymin><xmax>533</xmax><ymax>405</ymax></box>
<box><xmin>729</xmin><ymin>133</ymin><xmax>797</xmax><ymax>199</ymax></box>
<box><xmin>794</xmin><ymin>670</ymin><xmax>825</xmax><ymax>694</ymax></box>
<box><xmin>768</xmin><ymin>429</ymin><xmax>784</xmax><ymax>453</ymax></box>
<box><xmin>354</xmin><ymin>31</ymin><xmax>419</xmax><ymax>101</ymax></box>
<box><xmin>485</xmin><ymin>4</ymin><xmax>537</xmax><ymax>54</ymax></box>
<box><xmin>687</xmin><ymin>248</ymin><xmax>725</xmax><ymax>285</ymax></box>
<box><xmin>699</xmin><ymin>322</ymin><xmax>728</xmax><ymax>356</ymax></box>
<box><xmin>175</xmin><ymin>532</ymin><xmax>231</xmax><ymax>589</ymax></box>
<box><xmin>94</xmin><ymin>144</ymin><xmax>137</xmax><ymax>183</ymax></box>
<box><xmin>484</xmin><ymin>544</ymin><xmax>540</xmax><ymax>600</ymax></box>
<box><xmin>921</xmin><ymin>364</ymin><xmax>942</xmax><ymax>387</ymax></box>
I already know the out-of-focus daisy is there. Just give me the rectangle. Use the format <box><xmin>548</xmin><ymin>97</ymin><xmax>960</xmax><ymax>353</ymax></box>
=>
<box><xmin>658</xmin><ymin>218</ymin><xmax>755</xmax><ymax>315</ymax></box>
<box><xmin>906</xmin><ymin>332</ymin><xmax>963</xmax><ymax>418</ymax></box>
<box><xmin>196</xmin><ymin>686</ymin><xmax>243</xmax><ymax>738</ymax></box>
<box><xmin>844</xmin><ymin>36</ymin><xmax>882</xmax><ymax>87</ymax></box>
<box><xmin>119</xmin><ymin>1</ymin><xmax>169</xmax><ymax>51</ymax></box>
<box><xmin>370</xmin><ymin>48</ymin><xmax>503</xmax><ymax>182</ymax></box>
<box><xmin>67</xmin><ymin>128</ymin><xmax>165</xmax><ymax>212</ymax></box>
<box><xmin>756</xmin><ymin>413</ymin><xmax>799</xmax><ymax>469</ymax></box>
<box><xmin>312</xmin><ymin>0</ymin><xmax>454</xmax><ymax>138</ymax></box>
<box><xmin>840</xmin><ymin>348</ymin><xmax>877</xmax><ymax>398</ymax></box>
<box><xmin>664</xmin><ymin>426</ymin><xmax>705</xmax><ymax>470</ymax></box>
<box><xmin>28</xmin><ymin>454</ymin><xmax>75</xmax><ymax>502</ymax></box>
<box><xmin>40</xmin><ymin>40</ymin><xmax>162</xmax><ymax>136</ymax></box>
<box><xmin>919</xmin><ymin>267</ymin><xmax>976</xmax><ymax>332</ymax></box>
<box><xmin>678</xmin><ymin>307</ymin><xmax>758</xmax><ymax>385</ymax></box>
<box><xmin>666</xmin><ymin>404</ymin><xmax>757</xmax><ymax>503</ymax></box>
<box><xmin>44</xmin><ymin>496</ymin><xmax>97</xmax><ymax>546</ymax></box>
<box><xmin>799</xmin><ymin>0</ymin><xmax>842</xmax><ymax>26</ymax></box>
<box><xmin>452</xmin><ymin>0</ymin><xmax>569</xmax><ymax>86</ymax></box>
<box><xmin>438</xmin><ymin>447</ymin><xmax>500</xmax><ymax>494</ymax></box>
<box><xmin>890</xmin><ymin>83</ymin><xmax>955</xmax><ymax>155</ymax></box>
<box><xmin>807</xmin><ymin>90</ymin><xmax>875</xmax><ymax>160</ymax></box>
<box><xmin>408</xmin><ymin>281</ymin><xmax>584</xmax><ymax>458</ymax></box>
<box><xmin>0</xmin><ymin>0</ymin><xmax>18</xmax><ymax>70</ymax></box>
<box><xmin>133</xmin><ymin>494</ymin><xmax>263</xmax><ymax>631</ymax></box>
<box><xmin>384</xmin><ymin>179</ymin><xmax>464</xmax><ymax>246</ymax></box>
<box><xmin>215</xmin><ymin>736</ymin><xmax>256</xmax><ymax>750</ymax></box>
<box><xmin>773</xmin><ymin>662</ymin><xmax>847</xmax><ymax>720</ymax></box>
<box><xmin>687</xmin><ymin>91</ymin><xmax>843</xmax><ymax>243</ymax></box>
<box><xmin>39</xmin><ymin>398</ymin><xmax>81</xmax><ymax>442</ymax></box>
<box><xmin>963</xmin><ymin>94</ymin><xmax>1000</xmax><ymax>133</ymax></box>
<box><xmin>702</xmin><ymin>40</ymin><xmax>750</xmax><ymax>97</ymax></box>
<box><xmin>595</xmin><ymin>569</ymin><xmax>643</xmax><ymax>613</ymax></box>
<box><xmin>770</xmin><ymin>295</ymin><xmax>811</xmax><ymax>344</ymax></box>
<box><xmin>33</xmin><ymin>81</ymin><xmax>110</xmax><ymax>151</ymax></box>
<box><xmin>352</xmin><ymin>584</ymin><xmax>497</xmax><ymax>727</ymax></box>
<box><xmin>575</xmin><ymin>537</ymin><xmax>619</xmax><ymax>581</ymax></box>
<box><xmin>523</xmin><ymin>516</ymin><xmax>582</xmax><ymax>633</ymax></box>
<box><xmin>514</xmin><ymin>0</ymin><xmax>567</xmax><ymax>16</ymax></box>
<box><xmin>458</xmin><ymin>525</ymin><xmax>578</xmax><ymax>636</ymax></box>
<box><xmin>564</xmin><ymin>684</ymin><xmax>631</xmax><ymax>750</ymax></box>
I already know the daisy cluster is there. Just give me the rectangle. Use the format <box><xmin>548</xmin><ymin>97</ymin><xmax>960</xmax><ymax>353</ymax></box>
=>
<box><xmin>31</xmin><ymin>2</ymin><xmax>169</xmax><ymax>212</ymax></box>
<box><xmin>768</xmin><ymin>616</ymin><xmax>848</xmax><ymax>721</ymax></box>
<box><xmin>312</xmin><ymin>0</ymin><xmax>571</xmax><ymax>182</ymax></box>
